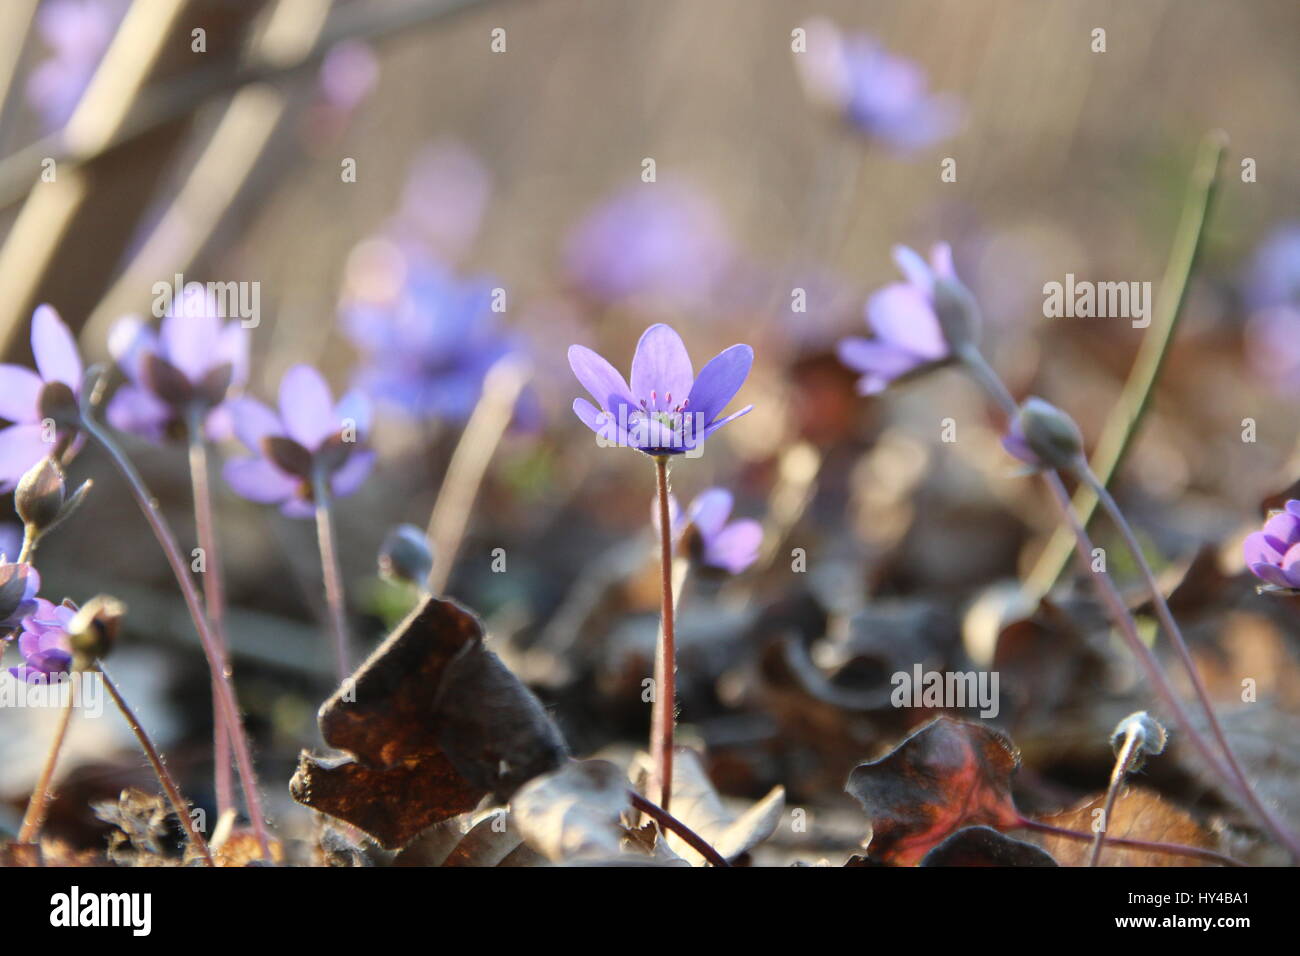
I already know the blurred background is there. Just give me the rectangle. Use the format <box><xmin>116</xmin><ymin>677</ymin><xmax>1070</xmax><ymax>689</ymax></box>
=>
<box><xmin>1</xmin><ymin>0</ymin><xmax>1299</xmax><ymax>863</ymax></box>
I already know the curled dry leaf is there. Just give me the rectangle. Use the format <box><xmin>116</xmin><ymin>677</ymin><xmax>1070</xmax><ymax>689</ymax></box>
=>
<box><xmin>642</xmin><ymin>747</ymin><xmax>785</xmax><ymax>865</ymax></box>
<box><xmin>845</xmin><ymin>717</ymin><xmax>1022</xmax><ymax>865</ymax></box>
<box><xmin>511</xmin><ymin>759</ymin><xmax>632</xmax><ymax>863</ymax></box>
<box><xmin>290</xmin><ymin>596</ymin><xmax>568</xmax><ymax>849</ymax></box>
<box><xmin>920</xmin><ymin>825</ymin><xmax>1057</xmax><ymax>867</ymax></box>
<box><xmin>1035</xmin><ymin>786</ymin><xmax>1219</xmax><ymax>867</ymax></box>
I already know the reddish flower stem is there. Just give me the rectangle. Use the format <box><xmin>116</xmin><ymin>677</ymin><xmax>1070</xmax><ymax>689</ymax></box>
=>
<box><xmin>1016</xmin><ymin>818</ymin><xmax>1242</xmax><ymax>867</ymax></box>
<box><xmin>99</xmin><ymin>664</ymin><xmax>214</xmax><ymax>866</ymax></box>
<box><xmin>16</xmin><ymin>684</ymin><xmax>75</xmax><ymax>845</ymax></box>
<box><xmin>80</xmin><ymin>408</ymin><xmax>273</xmax><ymax>861</ymax></box>
<box><xmin>628</xmin><ymin>790</ymin><xmax>728</xmax><ymax>867</ymax></box>
<box><xmin>650</xmin><ymin>455</ymin><xmax>677</xmax><ymax>813</ymax></box>
<box><xmin>188</xmin><ymin>425</ymin><xmax>236</xmax><ymax>821</ymax></box>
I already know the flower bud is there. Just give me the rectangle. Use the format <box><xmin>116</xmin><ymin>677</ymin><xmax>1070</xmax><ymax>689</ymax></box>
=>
<box><xmin>1006</xmin><ymin>397</ymin><xmax>1084</xmax><ymax>471</ymax></box>
<box><xmin>378</xmin><ymin>524</ymin><xmax>433</xmax><ymax>586</ymax></box>
<box><xmin>932</xmin><ymin>273</ymin><xmax>982</xmax><ymax>354</ymax></box>
<box><xmin>67</xmin><ymin>595</ymin><xmax>126</xmax><ymax>666</ymax></box>
<box><xmin>1111</xmin><ymin>710</ymin><xmax>1167</xmax><ymax>772</ymax></box>
<box><xmin>15</xmin><ymin>457</ymin><xmax>65</xmax><ymax>533</ymax></box>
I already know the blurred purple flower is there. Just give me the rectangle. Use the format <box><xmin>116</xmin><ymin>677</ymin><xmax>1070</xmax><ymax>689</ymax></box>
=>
<box><xmin>106</xmin><ymin>303</ymin><xmax>250</xmax><ymax>443</ymax></box>
<box><xmin>565</xmin><ymin>182</ymin><xmax>733</xmax><ymax>309</ymax></box>
<box><xmin>1244</xmin><ymin>501</ymin><xmax>1300</xmax><ymax>590</ymax></box>
<box><xmin>222</xmin><ymin>365</ymin><xmax>374</xmax><ymax>518</ymax></box>
<box><xmin>569</xmin><ymin>323</ymin><xmax>753</xmax><ymax>456</ymax></box>
<box><xmin>0</xmin><ymin>305</ymin><xmax>85</xmax><ymax>491</ymax></box>
<box><xmin>0</xmin><ymin>559</ymin><xmax>41</xmax><ymax>630</ymax></box>
<box><xmin>794</xmin><ymin>18</ymin><xmax>961</xmax><ymax>151</ymax></box>
<box><xmin>389</xmin><ymin>141</ymin><xmax>492</xmax><ymax>264</ymax></box>
<box><xmin>837</xmin><ymin>244</ymin><xmax>955</xmax><ymax>394</ymax></box>
<box><xmin>317</xmin><ymin>40</ymin><xmax>379</xmax><ymax>115</ymax></box>
<box><xmin>660</xmin><ymin>488</ymin><xmax>762</xmax><ymax>575</ymax></box>
<box><xmin>0</xmin><ymin>524</ymin><xmax>23</xmax><ymax>562</ymax></box>
<box><xmin>25</xmin><ymin>0</ymin><xmax>125</xmax><ymax>131</ymax></box>
<box><xmin>7</xmin><ymin>598</ymin><xmax>73</xmax><ymax>684</ymax></box>
<box><xmin>342</xmin><ymin>246</ymin><xmax>520</xmax><ymax>422</ymax></box>
<box><xmin>1243</xmin><ymin>224</ymin><xmax>1300</xmax><ymax>391</ymax></box>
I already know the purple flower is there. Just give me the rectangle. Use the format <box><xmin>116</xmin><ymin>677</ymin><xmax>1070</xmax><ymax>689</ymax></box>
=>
<box><xmin>794</xmin><ymin>18</ymin><xmax>961</xmax><ymax>151</ymax></box>
<box><xmin>7</xmin><ymin>598</ymin><xmax>74</xmax><ymax>684</ymax></box>
<box><xmin>106</xmin><ymin>302</ymin><xmax>250</xmax><ymax>443</ymax></box>
<box><xmin>1243</xmin><ymin>224</ymin><xmax>1300</xmax><ymax>391</ymax></box>
<box><xmin>222</xmin><ymin>365</ymin><xmax>374</xmax><ymax>518</ymax></box>
<box><xmin>317</xmin><ymin>40</ymin><xmax>379</xmax><ymax>115</ymax></box>
<box><xmin>569</xmin><ymin>324</ymin><xmax>753</xmax><ymax>456</ymax></box>
<box><xmin>837</xmin><ymin>244</ymin><xmax>955</xmax><ymax>394</ymax></box>
<box><xmin>1244</xmin><ymin>501</ymin><xmax>1300</xmax><ymax>590</ymax></box>
<box><xmin>0</xmin><ymin>305</ymin><xmax>85</xmax><ymax>491</ymax></box>
<box><xmin>564</xmin><ymin>182</ymin><xmax>733</xmax><ymax>310</ymax></box>
<box><xmin>388</xmin><ymin>141</ymin><xmax>491</xmax><ymax>263</ymax></box>
<box><xmin>25</xmin><ymin>0</ymin><xmax>125</xmax><ymax>131</ymax></box>
<box><xmin>342</xmin><ymin>247</ymin><xmax>520</xmax><ymax>422</ymax></box>
<box><xmin>0</xmin><ymin>559</ymin><xmax>41</xmax><ymax>630</ymax></box>
<box><xmin>661</xmin><ymin>488</ymin><xmax>762</xmax><ymax>575</ymax></box>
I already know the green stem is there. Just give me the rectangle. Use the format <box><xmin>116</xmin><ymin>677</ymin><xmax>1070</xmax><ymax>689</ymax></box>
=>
<box><xmin>650</xmin><ymin>455</ymin><xmax>677</xmax><ymax>813</ymax></box>
<box><xmin>1026</xmin><ymin>131</ymin><xmax>1227</xmax><ymax>598</ymax></box>
<box><xmin>313</xmin><ymin>471</ymin><xmax>351</xmax><ymax>682</ymax></box>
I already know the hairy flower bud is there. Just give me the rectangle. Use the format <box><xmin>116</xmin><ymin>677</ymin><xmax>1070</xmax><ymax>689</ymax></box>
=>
<box><xmin>13</xmin><ymin>456</ymin><xmax>91</xmax><ymax>542</ymax></box>
<box><xmin>378</xmin><ymin>524</ymin><xmax>433</xmax><ymax>586</ymax></box>
<box><xmin>67</xmin><ymin>595</ymin><xmax>126</xmax><ymax>666</ymax></box>
<box><xmin>1003</xmin><ymin>397</ymin><xmax>1084</xmax><ymax>471</ymax></box>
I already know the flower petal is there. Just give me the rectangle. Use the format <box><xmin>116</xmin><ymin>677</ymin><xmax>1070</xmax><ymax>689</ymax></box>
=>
<box><xmin>687</xmin><ymin>488</ymin><xmax>733</xmax><ymax>539</ymax></box>
<box><xmin>568</xmin><ymin>344</ymin><xmax>634</xmax><ymax>413</ymax></box>
<box><xmin>1244</xmin><ymin>531</ymin><xmax>1284</xmax><ymax>568</ymax></box>
<box><xmin>106</xmin><ymin>384</ymin><xmax>171</xmax><ymax>443</ymax></box>
<box><xmin>865</xmin><ymin>283</ymin><xmax>947</xmax><ymax>359</ymax></box>
<box><xmin>331</xmin><ymin>448</ymin><xmax>375</xmax><ymax>498</ymax></box>
<box><xmin>279</xmin><ymin>365</ymin><xmax>337</xmax><ymax>449</ymax></box>
<box><xmin>228</xmin><ymin>396</ymin><xmax>283</xmax><ymax>451</ymax></box>
<box><xmin>686</xmin><ymin>344</ymin><xmax>752</xmax><ymax>425</ymax></box>
<box><xmin>629</xmin><ymin>324</ymin><xmax>693</xmax><ymax>409</ymax></box>
<box><xmin>334</xmin><ymin>388</ymin><xmax>372</xmax><ymax>437</ymax></box>
<box><xmin>31</xmin><ymin>305</ymin><xmax>82</xmax><ymax>389</ymax></box>
<box><xmin>892</xmin><ymin>245</ymin><xmax>934</xmax><ymax>294</ymax></box>
<box><xmin>1251</xmin><ymin>562</ymin><xmax>1292</xmax><ymax>588</ymax></box>
<box><xmin>572</xmin><ymin>397</ymin><xmax>630</xmax><ymax>447</ymax></box>
<box><xmin>217</xmin><ymin>321</ymin><xmax>250</xmax><ymax>387</ymax></box>
<box><xmin>1283</xmin><ymin>543</ymin><xmax>1300</xmax><ymax>589</ymax></box>
<box><xmin>702</xmin><ymin>403</ymin><xmax>753</xmax><ymax>439</ymax></box>
<box><xmin>107</xmin><ymin>315</ymin><xmax>156</xmax><ymax>383</ymax></box>
<box><xmin>161</xmin><ymin>308</ymin><xmax>221</xmax><ymax>382</ymax></box>
<box><xmin>704</xmin><ymin>519</ymin><xmax>762</xmax><ymax>574</ymax></box>
<box><xmin>0</xmin><ymin>424</ymin><xmax>55</xmax><ymax>492</ymax></box>
<box><xmin>0</xmin><ymin>365</ymin><xmax>45</xmax><ymax>422</ymax></box>
<box><xmin>222</xmin><ymin>456</ymin><xmax>299</xmax><ymax>504</ymax></box>
<box><xmin>837</xmin><ymin>337</ymin><xmax>923</xmax><ymax>385</ymax></box>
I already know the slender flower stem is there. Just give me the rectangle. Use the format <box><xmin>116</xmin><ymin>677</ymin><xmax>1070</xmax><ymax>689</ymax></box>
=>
<box><xmin>79</xmin><ymin>408</ymin><xmax>272</xmax><ymax>861</ymax></box>
<box><xmin>650</xmin><ymin>455</ymin><xmax>677</xmax><ymax>813</ymax></box>
<box><xmin>16</xmin><ymin>682</ymin><xmax>75</xmax><ymax>845</ymax></box>
<box><xmin>1015</xmin><ymin>818</ymin><xmax>1242</xmax><ymax>867</ymax></box>
<box><xmin>187</xmin><ymin>422</ymin><xmax>235</xmax><ymax>820</ymax></box>
<box><xmin>958</xmin><ymin>347</ymin><xmax>1288</xmax><ymax>855</ymax></box>
<box><xmin>1089</xmin><ymin>724</ymin><xmax>1142</xmax><ymax>867</ymax></box>
<box><xmin>1080</xmin><ymin>467</ymin><xmax>1300</xmax><ymax>857</ymax></box>
<box><xmin>628</xmin><ymin>790</ymin><xmax>729</xmax><ymax>867</ymax></box>
<box><xmin>312</xmin><ymin>471</ymin><xmax>351</xmax><ymax>682</ymax></box>
<box><xmin>98</xmin><ymin>664</ymin><xmax>214</xmax><ymax>866</ymax></box>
